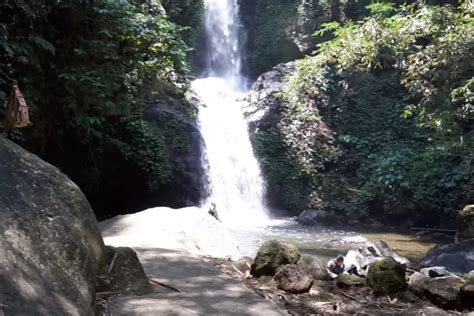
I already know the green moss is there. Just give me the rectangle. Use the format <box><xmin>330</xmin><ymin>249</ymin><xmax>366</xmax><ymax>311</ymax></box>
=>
<box><xmin>336</xmin><ymin>274</ymin><xmax>367</xmax><ymax>289</ymax></box>
<box><xmin>367</xmin><ymin>258</ymin><xmax>407</xmax><ymax>295</ymax></box>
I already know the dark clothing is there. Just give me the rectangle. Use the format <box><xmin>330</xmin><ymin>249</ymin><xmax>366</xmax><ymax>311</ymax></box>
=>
<box><xmin>327</xmin><ymin>260</ymin><xmax>345</xmax><ymax>276</ymax></box>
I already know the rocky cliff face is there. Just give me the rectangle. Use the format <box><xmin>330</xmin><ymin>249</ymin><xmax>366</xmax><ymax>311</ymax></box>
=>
<box><xmin>239</xmin><ymin>0</ymin><xmax>372</xmax><ymax>79</ymax></box>
<box><xmin>0</xmin><ymin>137</ymin><xmax>106</xmax><ymax>315</ymax></box>
<box><xmin>143</xmin><ymin>97</ymin><xmax>206</xmax><ymax>208</ymax></box>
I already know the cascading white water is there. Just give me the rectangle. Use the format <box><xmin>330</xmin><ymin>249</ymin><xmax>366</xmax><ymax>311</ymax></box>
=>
<box><xmin>192</xmin><ymin>0</ymin><xmax>269</xmax><ymax>226</ymax></box>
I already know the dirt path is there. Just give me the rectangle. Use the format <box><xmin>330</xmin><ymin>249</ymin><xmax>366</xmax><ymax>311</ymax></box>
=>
<box><xmin>104</xmin><ymin>247</ymin><xmax>286</xmax><ymax>315</ymax></box>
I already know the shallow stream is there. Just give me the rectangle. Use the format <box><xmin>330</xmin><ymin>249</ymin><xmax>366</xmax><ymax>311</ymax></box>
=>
<box><xmin>228</xmin><ymin>219</ymin><xmax>451</xmax><ymax>263</ymax></box>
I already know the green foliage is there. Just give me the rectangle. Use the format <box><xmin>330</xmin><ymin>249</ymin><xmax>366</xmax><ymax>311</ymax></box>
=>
<box><xmin>0</xmin><ymin>0</ymin><xmax>195</xmax><ymax>211</ymax></box>
<box><xmin>257</xmin><ymin>2</ymin><xmax>473</xmax><ymax>223</ymax></box>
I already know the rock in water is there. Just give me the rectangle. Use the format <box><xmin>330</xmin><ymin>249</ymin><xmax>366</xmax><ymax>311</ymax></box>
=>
<box><xmin>367</xmin><ymin>257</ymin><xmax>407</xmax><ymax>295</ymax></box>
<box><xmin>251</xmin><ymin>240</ymin><xmax>301</xmax><ymax>277</ymax></box>
<box><xmin>0</xmin><ymin>137</ymin><xmax>106</xmax><ymax>315</ymax></box>
<box><xmin>457</xmin><ymin>205</ymin><xmax>474</xmax><ymax>242</ymax></box>
<box><xmin>96</xmin><ymin>246</ymin><xmax>153</xmax><ymax>296</ymax></box>
<box><xmin>274</xmin><ymin>264</ymin><xmax>313</xmax><ymax>294</ymax></box>
<box><xmin>409</xmin><ymin>272</ymin><xmax>464</xmax><ymax>309</ymax></box>
<box><xmin>298</xmin><ymin>254</ymin><xmax>329</xmax><ymax>280</ymax></box>
<box><xmin>418</xmin><ymin>239</ymin><xmax>474</xmax><ymax>274</ymax></box>
<box><xmin>296</xmin><ymin>209</ymin><xmax>340</xmax><ymax>226</ymax></box>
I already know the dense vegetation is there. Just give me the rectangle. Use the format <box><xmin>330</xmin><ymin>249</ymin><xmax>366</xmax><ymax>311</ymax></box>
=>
<box><xmin>252</xmin><ymin>1</ymin><xmax>473</xmax><ymax>226</ymax></box>
<box><xmin>0</xmin><ymin>0</ymin><xmax>204</xmax><ymax>217</ymax></box>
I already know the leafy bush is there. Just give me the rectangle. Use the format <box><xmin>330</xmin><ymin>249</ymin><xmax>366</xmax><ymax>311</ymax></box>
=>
<box><xmin>257</xmin><ymin>1</ymin><xmax>473</xmax><ymax>224</ymax></box>
<box><xmin>0</xmin><ymin>0</ymin><xmax>196</xmax><ymax>215</ymax></box>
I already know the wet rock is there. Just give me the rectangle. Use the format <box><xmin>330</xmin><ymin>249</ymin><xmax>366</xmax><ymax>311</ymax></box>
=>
<box><xmin>335</xmin><ymin>274</ymin><xmax>366</xmax><ymax>289</ymax></box>
<box><xmin>251</xmin><ymin>240</ymin><xmax>301</xmax><ymax>277</ymax></box>
<box><xmin>457</xmin><ymin>205</ymin><xmax>474</xmax><ymax>242</ymax></box>
<box><xmin>418</xmin><ymin>239</ymin><xmax>474</xmax><ymax>274</ymax></box>
<box><xmin>298</xmin><ymin>254</ymin><xmax>329</xmax><ymax>280</ymax></box>
<box><xmin>409</xmin><ymin>272</ymin><xmax>464</xmax><ymax>309</ymax></box>
<box><xmin>0</xmin><ymin>137</ymin><xmax>106</xmax><ymax>315</ymax></box>
<box><xmin>274</xmin><ymin>264</ymin><xmax>313</xmax><ymax>294</ymax></box>
<box><xmin>367</xmin><ymin>257</ymin><xmax>407</xmax><ymax>295</ymax></box>
<box><xmin>296</xmin><ymin>209</ymin><xmax>340</xmax><ymax>226</ymax></box>
<box><xmin>96</xmin><ymin>246</ymin><xmax>153</xmax><ymax>296</ymax></box>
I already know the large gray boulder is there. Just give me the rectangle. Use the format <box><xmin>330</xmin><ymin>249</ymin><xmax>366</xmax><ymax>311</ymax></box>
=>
<box><xmin>0</xmin><ymin>137</ymin><xmax>106</xmax><ymax>315</ymax></box>
<box><xmin>251</xmin><ymin>240</ymin><xmax>301</xmax><ymax>277</ymax></box>
<box><xmin>418</xmin><ymin>239</ymin><xmax>474</xmax><ymax>274</ymax></box>
<box><xmin>409</xmin><ymin>272</ymin><xmax>464</xmax><ymax>309</ymax></box>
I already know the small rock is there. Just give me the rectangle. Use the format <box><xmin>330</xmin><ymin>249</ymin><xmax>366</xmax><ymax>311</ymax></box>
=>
<box><xmin>367</xmin><ymin>257</ymin><xmax>407</xmax><ymax>295</ymax></box>
<box><xmin>235</xmin><ymin>256</ymin><xmax>253</xmax><ymax>274</ymax></box>
<box><xmin>420</xmin><ymin>267</ymin><xmax>457</xmax><ymax>278</ymax></box>
<box><xmin>298</xmin><ymin>254</ymin><xmax>329</xmax><ymax>280</ymax></box>
<box><xmin>96</xmin><ymin>246</ymin><xmax>153</xmax><ymax>296</ymax></box>
<box><xmin>274</xmin><ymin>264</ymin><xmax>313</xmax><ymax>294</ymax></box>
<box><xmin>335</xmin><ymin>274</ymin><xmax>366</xmax><ymax>289</ymax></box>
<box><xmin>251</xmin><ymin>240</ymin><xmax>301</xmax><ymax>277</ymax></box>
<box><xmin>409</xmin><ymin>272</ymin><xmax>464</xmax><ymax>309</ymax></box>
<box><xmin>461</xmin><ymin>271</ymin><xmax>474</xmax><ymax>309</ymax></box>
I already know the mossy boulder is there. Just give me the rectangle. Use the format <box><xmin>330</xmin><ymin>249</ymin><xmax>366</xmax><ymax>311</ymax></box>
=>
<box><xmin>461</xmin><ymin>271</ymin><xmax>474</xmax><ymax>309</ymax></box>
<box><xmin>251</xmin><ymin>240</ymin><xmax>301</xmax><ymax>277</ymax></box>
<box><xmin>457</xmin><ymin>205</ymin><xmax>474</xmax><ymax>242</ymax></box>
<box><xmin>335</xmin><ymin>274</ymin><xmax>366</xmax><ymax>289</ymax></box>
<box><xmin>367</xmin><ymin>257</ymin><xmax>407</xmax><ymax>295</ymax></box>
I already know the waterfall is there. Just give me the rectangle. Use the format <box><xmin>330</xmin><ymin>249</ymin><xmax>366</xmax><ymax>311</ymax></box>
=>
<box><xmin>192</xmin><ymin>0</ymin><xmax>269</xmax><ymax>226</ymax></box>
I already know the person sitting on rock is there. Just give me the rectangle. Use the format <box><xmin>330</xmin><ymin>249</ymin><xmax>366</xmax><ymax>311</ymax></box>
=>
<box><xmin>327</xmin><ymin>255</ymin><xmax>365</xmax><ymax>279</ymax></box>
<box><xmin>327</xmin><ymin>255</ymin><xmax>345</xmax><ymax>279</ymax></box>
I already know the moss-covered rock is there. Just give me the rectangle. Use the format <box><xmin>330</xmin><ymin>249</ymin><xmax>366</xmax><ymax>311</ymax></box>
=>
<box><xmin>461</xmin><ymin>271</ymin><xmax>474</xmax><ymax>309</ymax></box>
<box><xmin>251</xmin><ymin>240</ymin><xmax>301</xmax><ymax>277</ymax></box>
<box><xmin>335</xmin><ymin>274</ymin><xmax>366</xmax><ymax>289</ymax></box>
<box><xmin>367</xmin><ymin>257</ymin><xmax>407</xmax><ymax>295</ymax></box>
<box><xmin>457</xmin><ymin>205</ymin><xmax>474</xmax><ymax>242</ymax></box>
